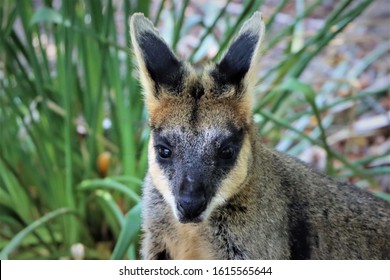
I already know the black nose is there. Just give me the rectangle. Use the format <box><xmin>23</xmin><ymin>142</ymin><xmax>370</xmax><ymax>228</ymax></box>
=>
<box><xmin>177</xmin><ymin>196</ymin><xmax>207</xmax><ymax>222</ymax></box>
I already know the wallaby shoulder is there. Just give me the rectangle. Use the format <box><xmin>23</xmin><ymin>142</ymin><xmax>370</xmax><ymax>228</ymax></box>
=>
<box><xmin>252</xmin><ymin>138</ymin><xmax>390</xmax><ymax>259</ymax></box>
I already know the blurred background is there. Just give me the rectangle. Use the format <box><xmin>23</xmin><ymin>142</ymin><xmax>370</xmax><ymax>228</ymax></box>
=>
<box><xmin>0</xmin><ymin>0</ymin><xmax>389</xmax><ymax>260</ymax></box>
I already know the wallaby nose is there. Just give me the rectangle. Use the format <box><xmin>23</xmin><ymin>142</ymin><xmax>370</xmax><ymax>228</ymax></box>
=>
<box><xmin>177</xmin><ymin>195</ymin><xmax>207</xmax><ymax>222</ymax></box>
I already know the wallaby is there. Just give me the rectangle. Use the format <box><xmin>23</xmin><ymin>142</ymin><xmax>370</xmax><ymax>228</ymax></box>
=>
<box><xmin>130</xmin><ymin>12</ymin><xmax>390</xmax><ymax>260</ymax></box>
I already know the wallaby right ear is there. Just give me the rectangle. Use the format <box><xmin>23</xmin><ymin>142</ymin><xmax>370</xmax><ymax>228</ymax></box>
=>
<box><xmin>130</xmin><ymin>13</ymin><xmax>185</xmax><ymax>99</ymax></box>
<box><xmin>210</xmin><ymin>12</ymin><xmax>264</xmax><ymax>93</ymax></box>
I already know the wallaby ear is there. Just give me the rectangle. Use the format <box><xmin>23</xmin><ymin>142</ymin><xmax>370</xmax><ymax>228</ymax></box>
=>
<box><xmin>211</xmin><ymin>12</ymin><xmax>264</xmax><ymax>92</ymax></box>
<box><xmin>130</xmin><ymin>13</ymin><xmax>185</xmax><ymax>98</ymax></box>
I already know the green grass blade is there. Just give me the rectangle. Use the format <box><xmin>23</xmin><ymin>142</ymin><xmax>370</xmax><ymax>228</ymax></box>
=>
<box><xmin>0</xmin><ymin>208</ymin><xmax>77</xmax><ymax>260</ymax></box>
<box><xmin>79</xmin><ymin>178</ymin><xmax>141</xmax><ymax>203</ymax></box>
<box><xmin>111</xmin><ymin>203</ymin><xmax>141</xmax><ymax>260</ymax></box>
<box><xmin>188</xmin><ymin>0</ymin><xmax>233</xmax><ymax>62</ymax></box>
<box><xmin>213</xmin><ymin>0</ymin><xmax>259</xmax><ymax>62</ymax></box>
<box><xmin>95</xmin><ymin>190</ymin><xmax>124</xmax><ymax>237</ymax></box>
<box><xmin>172</xmin><ymin>0</ymin><xmax>190</xmax><ymax>51</ymax></box>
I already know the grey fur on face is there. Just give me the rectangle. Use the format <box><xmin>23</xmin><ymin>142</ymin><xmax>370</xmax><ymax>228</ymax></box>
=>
<box><xmin>152</xmin><ymin>123</ymin><xmax>245</xmax><ymax>223</ymax></box>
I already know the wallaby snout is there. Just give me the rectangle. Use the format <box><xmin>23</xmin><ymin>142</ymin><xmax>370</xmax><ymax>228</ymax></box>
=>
<box><xmin>177</xmin><ymin>195</ymin><xmax>207</xmax><ymax>223</ymax></box>
<box><xmin>176</xmin><ymin>175</ymin><xmax>208</xmax><ymax>223</ymax></box>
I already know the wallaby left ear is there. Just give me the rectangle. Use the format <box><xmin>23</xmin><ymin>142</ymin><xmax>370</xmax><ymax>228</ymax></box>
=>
<box><xmin>211</xmin><ymin>12</ymin><xmax>264</xmax><ymax>91</ymax></box>
<box><xmin>130</xmin><ymin>13</ymin><xmax>185</xmax><ymax>97</ymax></box>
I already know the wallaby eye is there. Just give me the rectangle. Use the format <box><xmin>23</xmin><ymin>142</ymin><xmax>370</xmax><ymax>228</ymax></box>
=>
<box><xmin>157</xmin><ymin>146</ymin><xmax>172</xmax><ymax>159</ymax></box>
<box><xmin>219</xmin><ymin>146</ymin><xmax>235</xmax><ymax>160</ymax></box>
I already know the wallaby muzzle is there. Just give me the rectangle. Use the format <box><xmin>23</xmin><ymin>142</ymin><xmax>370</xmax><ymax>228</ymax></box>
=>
<box><xmin>175</xmin><ymin>175</ymin><xmax>209</xmax><ymax>223</ymax></box>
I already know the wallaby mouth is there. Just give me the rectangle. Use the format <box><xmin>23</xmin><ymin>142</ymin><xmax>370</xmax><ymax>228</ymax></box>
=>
<box><xmin>176</xmin><ymin>195</ymin><xmax>207</xmax><ymax>224</ymax></box>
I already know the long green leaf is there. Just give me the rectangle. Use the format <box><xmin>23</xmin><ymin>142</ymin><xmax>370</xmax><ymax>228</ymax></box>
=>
<box><xmin>0</xmin><ymin>208</ymin><xmax>77</xmax><ymax>260</ymax></box>
<box><xmin>111</xmin><ymin>203</ymin><xmax>142</xmax><ymax>260</ymax></box>
<box><xmin>79</xmin><ymin>179</ymin><xmax>141</xmax><ymax>203</ymax></box>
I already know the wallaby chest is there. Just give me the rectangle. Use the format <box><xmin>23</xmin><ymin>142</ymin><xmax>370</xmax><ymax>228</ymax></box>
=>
<box><xmin>164</xmin><ymin>223</ymin><xmax>216</xmax><ymax>260</ymax></box>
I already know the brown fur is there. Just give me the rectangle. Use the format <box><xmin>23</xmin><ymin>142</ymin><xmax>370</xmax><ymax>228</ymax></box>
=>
<box><xmin>130</xmin><ymin>12</ymin><xmax>390</xmax><ymax>260</ymax></box>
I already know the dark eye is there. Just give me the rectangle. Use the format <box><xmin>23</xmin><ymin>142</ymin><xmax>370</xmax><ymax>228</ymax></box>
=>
<box><xmin>158</xmin><ymin>146</ymin><xmax>172</xmax><ymax>159</ymax></box>
<box><xmin>219</xmin><ymin>146</ymin><xmax>235</xmax><ymax>160</ymax></box>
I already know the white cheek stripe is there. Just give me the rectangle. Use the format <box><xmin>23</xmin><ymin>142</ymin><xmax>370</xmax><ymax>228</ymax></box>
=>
<box><xmin>148</xmin><ymin>138</ymin><xmax>179</xmax><ymax>220</ymax></box>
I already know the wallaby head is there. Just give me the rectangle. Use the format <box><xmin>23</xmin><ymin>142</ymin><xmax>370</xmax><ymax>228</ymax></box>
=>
<box><xmin>131</xmin><ymin>12</ymin><xmax>264</xmax><ymax>224</ymax></box>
